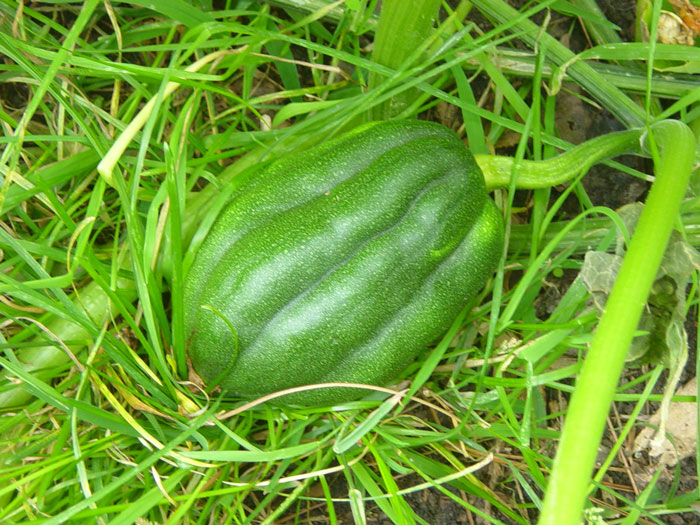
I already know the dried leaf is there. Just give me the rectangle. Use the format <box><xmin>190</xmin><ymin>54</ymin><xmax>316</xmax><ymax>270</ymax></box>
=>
<box><xmin>634</xmin><ymin>376</ymin><xmax>698</xmax><ymax>466</ymax></box>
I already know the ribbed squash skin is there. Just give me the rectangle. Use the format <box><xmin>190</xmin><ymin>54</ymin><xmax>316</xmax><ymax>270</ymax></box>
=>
<box><xmin>185</xmin><ymin>120</ymin><xmax>504</xmax><ymax>405</ymax></box>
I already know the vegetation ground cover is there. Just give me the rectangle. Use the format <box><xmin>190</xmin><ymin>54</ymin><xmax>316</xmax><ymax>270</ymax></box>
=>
<box><xmin>1</xmin><ymin>0</ymin><xmax>699</xmax><ymax>523</ymax></box>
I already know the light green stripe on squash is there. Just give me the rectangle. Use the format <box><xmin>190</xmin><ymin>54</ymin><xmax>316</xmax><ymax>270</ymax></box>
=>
<box><xmin>184</xmin><ymin>120</ymin><xmax>504</xmax><ymax>406</ymax></box>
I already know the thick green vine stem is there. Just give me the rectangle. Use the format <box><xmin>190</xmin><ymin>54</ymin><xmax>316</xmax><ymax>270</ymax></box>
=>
<box><xmin>537</xmin><ymin>119</ymin><xmax>696</xmax><ymax>524</ymax></box>
<box><xmin>476</xmin><ymin>127</ymin><xmax>644</xmax><ymax>189</ymax></box>
<box><xmin>0</xmin><ymin>276</ymin><xmax>136</xmax><ymax>408</ymax></box>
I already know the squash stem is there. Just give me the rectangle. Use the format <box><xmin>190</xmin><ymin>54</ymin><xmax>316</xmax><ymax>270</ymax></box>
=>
<box><xmin>537</xmin><ymin>120</ymin><xmax>696</xmax><ymax>524</ymax></box>
<box><xmin>477</xmin><ymin>127</ymin><xmax>644</xmax><ymax>190</ymax></box>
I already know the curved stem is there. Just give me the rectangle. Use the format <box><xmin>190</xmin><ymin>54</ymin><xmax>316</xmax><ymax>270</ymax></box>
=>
<box><xmin>537</xmin><ymin>120</ymin><xmax>696</xmax><ymax>524</ymax></box>
<box><xmin>477</xmin><ymin>127</ymin><xmax>644</xmax><ymax>190</ymax></box>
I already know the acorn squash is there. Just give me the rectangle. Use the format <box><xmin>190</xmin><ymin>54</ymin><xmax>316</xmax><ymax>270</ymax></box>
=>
<box><xmin>184</xmin><ymin>120</ymin><xmax>504</xmax><ymax>405</ymax></box>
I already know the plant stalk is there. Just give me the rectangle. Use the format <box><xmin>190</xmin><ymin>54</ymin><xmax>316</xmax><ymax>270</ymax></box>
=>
<box><xmin>477</xmin><ymin>127</ymin><xmax>644</xmax><ymax>190</ymax></box>
<box><xmin>537</xmin><ymin>120</ymin><xmax>696</xmax><ymax>524</ymax></box>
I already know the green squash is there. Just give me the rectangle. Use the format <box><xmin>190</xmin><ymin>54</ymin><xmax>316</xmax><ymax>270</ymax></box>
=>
<box><xmin>184</xmin><ymin>120</ymin><xmax>504</xmax><ymax>405</ymax></box>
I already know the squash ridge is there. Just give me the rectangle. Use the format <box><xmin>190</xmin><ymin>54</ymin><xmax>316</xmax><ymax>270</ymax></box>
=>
<box><xmin>242</xmin><ymin>166</ymin><xmax>463</xmax><ymax>346</ymax></box>
<box><xmin>311</xmin><ymin>202</ymin><xmax>503</xmax><ymax>392</ymax></box>
<box><xmin>223</xmin><ymin>175</ymin><xmax>485</xmax><ymax>389</ymax></box>
<box><xmin>185</xmin><ymin>126</ymin><xmax>462</xmax><ymax>328</ymax></box>
<box><xmin>195</xmin><ymin>136</ymin><xmax>477</xmax><ymax>333</ymax></box>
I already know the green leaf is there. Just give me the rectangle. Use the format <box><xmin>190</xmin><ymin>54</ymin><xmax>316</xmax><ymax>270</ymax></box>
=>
<box><xmin>550</xmin><ymin>0</ymin><xmax>620</xmax><ymax>30</ymax></box>
<box><xmin>115</xmin><ymin>0</ymin><xmax>214</xmax><ymax>27</ymax></box>
<box><xmin>180</xmin><ymin>440</ymin><xmax>321</xmax><ymax>462</ymax></box>
<box><xmin>333</xmin><ymin>392</ymin><xmax>402</xmax><ymax>453</ymax></box>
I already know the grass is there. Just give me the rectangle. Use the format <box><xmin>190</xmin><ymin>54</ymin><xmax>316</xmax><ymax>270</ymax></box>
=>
<box><xmin>1</xmin><ymin>0</ymin><xmax>699</xmax><ymax>523</ymax></box>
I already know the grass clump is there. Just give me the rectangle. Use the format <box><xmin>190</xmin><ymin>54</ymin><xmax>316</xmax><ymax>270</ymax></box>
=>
<box><xmin>1</xmin><ymin>0</ymin><xmax>699</xmax><ymax>523</ymax></box>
